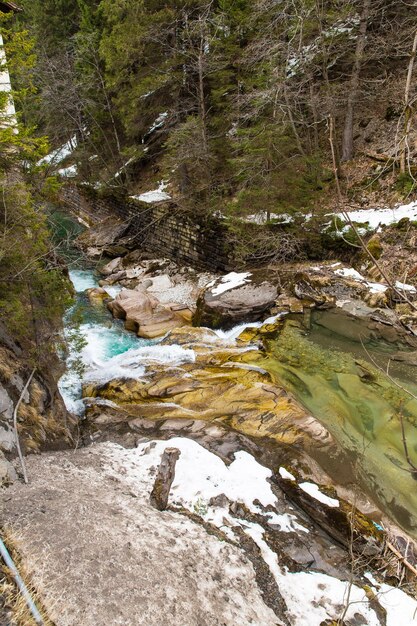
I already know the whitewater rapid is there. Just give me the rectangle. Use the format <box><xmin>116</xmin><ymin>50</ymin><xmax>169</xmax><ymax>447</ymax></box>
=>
<box><xmin>59</xmin><ymin>269</ymin><xmax>281</xmax><ymax>415</ymax></box>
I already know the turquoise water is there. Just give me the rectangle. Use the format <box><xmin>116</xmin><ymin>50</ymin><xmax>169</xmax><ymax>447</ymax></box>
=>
<box><xmin>60</xmin><ymin>269</ymin><xmax>154</xmax><ymax>413</ymax></box>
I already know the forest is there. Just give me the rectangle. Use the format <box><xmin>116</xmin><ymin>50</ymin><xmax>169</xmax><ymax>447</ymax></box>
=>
<box><xmin>8</xmin><ymin>0</ymin><xmax>417</xmax><ymax>217</ymax></box>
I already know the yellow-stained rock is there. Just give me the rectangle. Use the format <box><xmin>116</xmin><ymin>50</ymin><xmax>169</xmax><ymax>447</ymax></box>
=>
<box><xmin>86</xmin><ymin>287</ymin><xmax>110</xmax><ymax>306</ymax></box>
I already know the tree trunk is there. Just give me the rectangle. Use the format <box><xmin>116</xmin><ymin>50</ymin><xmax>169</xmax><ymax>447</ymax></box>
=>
<box><xmin>341</xmin><ymin>0</ymin><xmax>371</xmax><ymax>162</ymax></box>
<box><xmin>400</xmin><ymin>29</ymin><xmax>417</xmax><ymax>173</ymax></box>
<box><xmin>198</xmin><ymin>46</ymin><xmax>209</xmax><ymax>158</ymax></box>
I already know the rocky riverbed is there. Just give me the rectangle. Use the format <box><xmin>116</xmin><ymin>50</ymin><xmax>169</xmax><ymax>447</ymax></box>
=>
<box><xmin>3</xmin><ymin>250</ymin><xmax>417</xmax><ymax>625</ymax></box>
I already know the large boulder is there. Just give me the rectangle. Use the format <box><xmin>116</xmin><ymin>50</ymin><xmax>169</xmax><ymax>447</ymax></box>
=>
<box><xmin>193</xmin><ymin>271</ymin><xmax>278</xmax><ymax>329</ymax></box>
<box><xmin>100</xmin><ymin>257</ymin><xmax>122</xmax><ymax>276</ymax></box>
<box><xmin>76</xmin><ymin>218</ymin><xmax>132</xmax><ymax>258</ymax></box>
<box><xmin>107</xmin><ymin>287</ymin><xmax>187</xmax><ymax>339</ymax></box>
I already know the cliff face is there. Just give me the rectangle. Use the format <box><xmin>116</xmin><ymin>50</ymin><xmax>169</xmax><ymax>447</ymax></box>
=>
<box><xmin>0</xmin><ymin>321</ymin><xmax>73</xmax><ymax>484</ymax></box>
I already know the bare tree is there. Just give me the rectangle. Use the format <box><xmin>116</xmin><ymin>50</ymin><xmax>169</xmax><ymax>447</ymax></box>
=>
<box><xmin>399</xmin><ymin>28</ymin><xmax>417</xmax><ymax>174</ymax></box>
<box><xmin>341</xmin><ymin>0</ymin><xmax>371</xmax><ymax>162</ymax></box>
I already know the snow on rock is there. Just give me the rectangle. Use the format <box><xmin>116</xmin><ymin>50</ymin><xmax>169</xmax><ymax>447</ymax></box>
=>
<box><xmin>131</xmin><ymin>180</ymin><xmax>171</xmax><ymax>203</ymax></box>
<box><xmin>265</xmin><ymin>512</ymin><xmax>309</xmax><ymax>534</ymax></box>
<box><xmin>395</xmin><ymin>280</ymin><xmax>416</xmax><ymax>293</ymax></box>
<box><xmin>210</xmin><ymin>271</ymin><xmax>251</xmax><ymax>296</ymax></box>
<box><xmin>368</xmin><ymin>282</ymin><xmax>389</xmax><ymax>294</ymax></box>
<box><xmin>334</xmin><ymin>267</ymin><xmax>366</xmax><ymax>281</ymax></box>
<box><xmin>298</xmin><ymin>481</ymin><xmax>339</xmax><ymax>508</ymax></box>
<box><xmin>333</xmin><ymin>266</ymin><xmax>416</xmax><ymax>295</ymax></box>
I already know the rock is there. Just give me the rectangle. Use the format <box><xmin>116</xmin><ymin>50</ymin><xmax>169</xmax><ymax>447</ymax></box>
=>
<box><xmin>107</xmin><ymin>288</ymin><xmax>156</xmax><ymax>321</ymax></box>
<box><xmin>86</xmin><ymin>288</ymin><xmax>110</xmax><ymax>306</ymax></box>
<box><xmin>0</xmin><ymin>425</ymin><xmax>15</xmax><ymax>452</ymax></box>
<box><xmin>0</xmin><ymin>383</ymin><xmax>13</xmax><ymax>421</ymax></box>
<box><xmin>314</xmin><ymin>301</ymin><xmax>417</xmax><ymax>347</ymax></box>
<box><xmin>160</xmin><ymin>326</ymin><xmax>220</xmax><ymax>346</ymax></box>
<box><xmin>107</xmin><ymin>287</ymin><xmax>188</xmax><ymax>338</ymax></box>
<box><xmin>100</xmin><ymin>269</ymin><xmax>127</xmax><ymax>285</ymax></box>
<box><xmin>100</xmin><ymin>257</ymin><xmax>122</xmax><ymax>276</ymax></box>
<box><xmin>83</xmin><ymin>343</ymin><xmax>334</xmax><ymax>457</ymax></box>
<box><xmin>275</xmin><ymin>295</ymin><xmax>311</xmax><ymax>314</ymax></box>
<box><xmin>209</xmin><ymin>493</ymin><xmax>231</xmax><ymax>508</ymax></box>
<box><xmin>391</xmin><ymin>350</ymin><xmax>417</xmax><ymax>366</ymax></box>
<box><xmin>0</xmin><ymin>344</ymin><xmax>73</xmax><ymax>455</ymax></box>
<box><xmin>193</xmin><ymin>271</ymin><xmax>278</xmax><ymax>329</ymax></box>
<box><xmin>146</xmin><ymin>274</ymin><xmax>173</xmax><ymax>293</ymax></box>
<box><xmin>0</xmin><ymin>451</ymin><xmax>17</xmax><ymax>485</ymax></box>
<box><xmin>137</xmin><ymin>310</ymin><xmax>187</xmax><ymax>339</ymax></box>
<box><xmin>76</xmin><ymin>218</ymin><xmax>132</xmax><ymax>257</ymax></box>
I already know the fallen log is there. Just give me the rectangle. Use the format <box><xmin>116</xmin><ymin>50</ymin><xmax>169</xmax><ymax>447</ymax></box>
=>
<box><xmin>150</xmin><ymin>447</ymin><xmax>181</xmax><ymax>511</ymax></box>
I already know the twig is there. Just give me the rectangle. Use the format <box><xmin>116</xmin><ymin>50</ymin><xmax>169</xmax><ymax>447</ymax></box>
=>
<box><xmin>12</xmin><ymin>367</ymin><xmax>36</xmax><ymax>485</ymax></box>
<box><xmin>386</xmin><ymin>540</ymin><xmax>417</xmax><ymax>578</ymax></box>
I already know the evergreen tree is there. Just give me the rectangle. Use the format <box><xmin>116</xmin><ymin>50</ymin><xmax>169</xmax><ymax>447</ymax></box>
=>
<box><xmin>0</xmin><ymin>12</ymin><xmax>71</xmax><ymax>353</ymax></box>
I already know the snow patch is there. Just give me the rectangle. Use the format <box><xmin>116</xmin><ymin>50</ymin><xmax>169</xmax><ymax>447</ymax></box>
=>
<box><xmin>279</xmin><ymin>466</ymin><xmax>296</xmax><ymax>481</ymax></box>
<box><xmin>299</xmin><ymin>482</ymin><xmax>339</xmax><ymax>507</ymax></box>
<box><xmin>135</xmin><ymin>437</ymin><xmax>277</xmax><ymax>512</ymax></box>
<box><xmin>340</xmin><ymin>200</ymin><xmax>417</xmax><ymax>229</ymax></box>
<box><xmin>243</xmin><ymin>212</ymin><xmax>293</xmax><ymax>225</ymax></box>
<box><xmin>211</xmin><ymin>272</ymin><xmax>251</xmax><ymax>296</ymax></box>
<box><xmin>266</xmin><ymin>512</ymin><xmax>309</xmax><ymax>534</ymax></box>
<box><xmin>147</xmin><ymin>111</ymin><xmax>168</xmax><ymax>135</ymax></box>
<box><xmin>57</xmin><ymin>164</ymin><xmax>77</xmax><ymax>178</ymax></box>
<box><xmin>131</xmin><ymin>181</ymin><xmax>171</xmax><ymax>203</ymax></box>
<box><xmin>395</xmin><ymin>280</ymin><xmax>416</xmax><ymax>293</ymax></box>
<box><xmin>334</xmin><ymin>267</ymin><xmax>365</xmax><ymax>281</ymax></box>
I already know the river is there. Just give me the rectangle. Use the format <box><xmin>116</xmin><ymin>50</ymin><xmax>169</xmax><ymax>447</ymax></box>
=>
<box><xmin>54</xmin><ymin>212</ymin><xmax>417</xmax><ymax>538</ymax></box>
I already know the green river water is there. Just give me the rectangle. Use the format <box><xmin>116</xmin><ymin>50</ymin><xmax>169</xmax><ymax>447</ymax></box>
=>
<box><xmin>263</xmin><ymin>318</ymin><xmax>417</xmax><ymax>536</ymax></box>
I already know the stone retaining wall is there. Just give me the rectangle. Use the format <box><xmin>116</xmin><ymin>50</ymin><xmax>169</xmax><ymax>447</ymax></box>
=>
<box><xmin>61</xmin><ymin>185</ymin><xmax>233</xmax><ymax>271</ymax></box>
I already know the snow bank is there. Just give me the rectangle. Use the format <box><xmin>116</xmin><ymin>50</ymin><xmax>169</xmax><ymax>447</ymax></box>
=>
<box><xmin>340</xmin><ymin>200</ymin><xmax>417</xmax><ymax>229</ymax></box>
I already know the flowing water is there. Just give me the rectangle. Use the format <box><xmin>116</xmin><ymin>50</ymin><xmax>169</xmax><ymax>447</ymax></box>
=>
<box><xmin>58</xmin><ymin>269</ymin><xmax>196</xmax><ymax>413</ymax></box>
